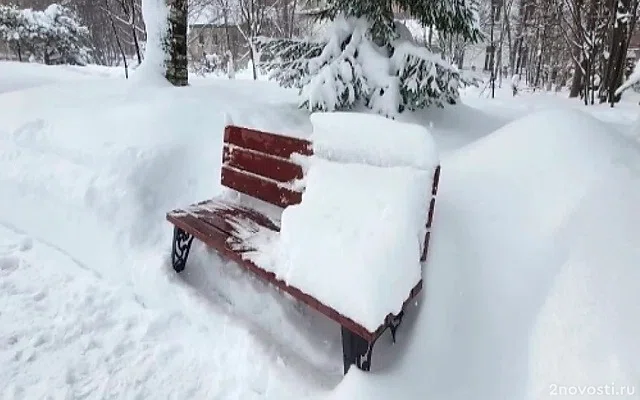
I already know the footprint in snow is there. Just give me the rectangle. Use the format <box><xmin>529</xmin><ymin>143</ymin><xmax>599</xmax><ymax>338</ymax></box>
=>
<box><xmin>0</xmin><ymin>237</ymin><xmax>33</xmax><ymax>255</ymax></box>
<box><xmin>18</xmin><ymin>237</ymin><xmax>33</xmax><ymax>252</ymax></box>
<box><xmin>0</xmin><ymin>255</ymin><xmax>20</xmax><ymax>274</ymax></box>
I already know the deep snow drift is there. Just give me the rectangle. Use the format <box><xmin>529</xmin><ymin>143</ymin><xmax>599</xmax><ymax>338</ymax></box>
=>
<box><xmin>329</xmin><ymin>109</ymin><xmax>640</xmax><ymax>400</ymax></box>
<box><xmin>0</xmin><ymin>69</ymin><xmax>328</xmax><ymax>398</ymax></box>
<box><xmin>1</xmin><ymin>63</ymin><xmax>639</xmax><ymax>399</ymax></box>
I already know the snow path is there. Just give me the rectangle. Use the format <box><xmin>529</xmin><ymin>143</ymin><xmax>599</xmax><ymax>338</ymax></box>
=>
<box><xmin>0</xmin><ymin>222</ymin><xmax>326</xmax><ymax>399</ymax></box>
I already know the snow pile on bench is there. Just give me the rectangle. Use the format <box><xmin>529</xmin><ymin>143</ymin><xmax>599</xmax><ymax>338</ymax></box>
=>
<box><xmin>270</xmin><ymin>112</ymin><xmax>437</xmax><ymax>331</ymax></box>
<box><xmin>277</xmin><ymin>159</ymin><xmax>431</xmax><ymax>331</ymax></box>
<box><xmin>310</xmin><ymin>111</ymin><xmax>439</xmax><ymax>170</ymax></box>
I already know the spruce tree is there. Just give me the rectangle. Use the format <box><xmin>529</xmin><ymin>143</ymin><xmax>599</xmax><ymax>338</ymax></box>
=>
<box><xmin>256</xmin><ymin>0</ymin><xmax>481</xmax><ymax>115</ymax></box>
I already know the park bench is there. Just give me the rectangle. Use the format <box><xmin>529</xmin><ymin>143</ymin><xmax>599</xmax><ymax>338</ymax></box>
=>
<box><xmin>166</xmin><ymin>125</ymin><xmax>441</xmax><ymax>374</ymax></box>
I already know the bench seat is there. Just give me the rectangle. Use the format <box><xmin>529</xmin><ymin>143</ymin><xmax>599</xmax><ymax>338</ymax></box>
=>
<box><xmin>167</xmin><ymin>196</ymin><xmax>423</xmax><ymax>344</ymax></box>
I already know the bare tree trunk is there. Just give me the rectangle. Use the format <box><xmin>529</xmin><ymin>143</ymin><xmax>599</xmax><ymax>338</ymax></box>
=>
<box><xmin>504</xmin><ymin>3</ymin><xmax>513</xmax><ymax>73</ymax></box>
<box><xmin>222</xmin><ymin>1</ymin><xmax>233</xmax><ymax>62</ymax></box>
<box><xmin>567</xmin><ymin>0</ymin><xmax>585</xmax><ymax>99</ymax></box>
<box><xmin>289</xmin><ymin>0</ymin><xmax>297</xmax><ymax>37</ymax></box>
<box><xmin>568</xmin><ymin>55</ymin><xmax>582</xmax><ymax>97</ymax></box>
<box><xmin>237</xmin><ymin>0</ymin><xmax>262</xmax><ymax>80</ymax></box>
<box><xmin>106</xmin><ymin>0</ymin><xmax>129</xmax><ymax>78</ymax></box>
<box><xmin>282</xmin><ymin>0</ymin><xmax>289</xmax><ymax>38</ymax></box>
<box><xmin>165</xmin><ymin>0</ymin><xmax>188</xmax><ymax>86</ymax></box>
<box><xmin>250</xmin><ymin>42</ymin><xmax>258</xmax><ymax>80</ymax></box>
<box><xmin>601</xmin><ymin>0</ymin><xmax>633</xmax><ymax>105</ymax></box>
<box><xmin>130</xmin><ymin>0</ymin><xmax>142</xmax><ymax>64</ymax></box>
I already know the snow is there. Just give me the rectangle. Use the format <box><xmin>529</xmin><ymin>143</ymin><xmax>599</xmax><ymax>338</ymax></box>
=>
<box><xmin>0</xmin><ymin>65</ymin><xmax>326</xmax><ymax>397</ymax></box>
<box><xmin>1</xmin><ymin>62</ymin><xmax>640</xmax><ymax>399</ymax></box>
<box><xmin>328</xmin><ymin>108</ymin><xmax>640</xmax><ymax>399</ymax></box>
<box><xmin>310</xmin><ymin>112</ymin><xmax>439</xmax><ymax>170</ymax></box>
<box><xmin>275</xmin><ymin>159</ymin><xmax>431</xmax><ymax>331</ymax></box>
<box><xmin>0</xmin><ymin>223</ymin><xmax>316</xmax><ymax>399</ymax></box>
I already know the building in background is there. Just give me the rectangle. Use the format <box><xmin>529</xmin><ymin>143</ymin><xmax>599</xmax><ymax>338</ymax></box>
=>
<box><xmin>188</xmin><ymin>6</ymin><xmax>247</xmax><ymax>70</ymax></box>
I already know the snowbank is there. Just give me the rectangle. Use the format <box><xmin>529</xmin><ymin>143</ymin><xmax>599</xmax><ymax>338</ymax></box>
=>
<box><xmin>0</xmin><ymin>62</ymin><xmax>121</xmax><ymax>94</ymax></box>
<box><xmin>327</xmin><ymin>108</ymin><xmax>640</xmax><ymax>399</ymax></box>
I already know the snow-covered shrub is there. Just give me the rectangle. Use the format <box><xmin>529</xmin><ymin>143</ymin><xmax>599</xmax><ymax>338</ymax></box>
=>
<box><xmin>0</xmin><ymin>5</ymin><xmax>22</xmax><ymax>46</ymax></box>
<box><xmin>190</xmin><ymin>52</ymin><xmax>222</xmax><ymax>76</ymax></box>
<box><xmin>256</xmin><ymin>16</ymin><xmax>464</xmax><ymax>116</ymax></box>
<box><xmin>0</xmin><ymin>4</ymin><xmax>92</xmax><ymax>65</ymax></box>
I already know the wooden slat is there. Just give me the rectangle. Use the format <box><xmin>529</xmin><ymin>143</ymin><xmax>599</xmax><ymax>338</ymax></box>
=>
<box><xmin>224</xmin><ymin>125</ymin><xmax>312</xmax><ymax>159</ymax></box>
<box><xmin>167</xmin><ymin>212</ymin><xmax>236</xmax><ymax>250</ymax></box>
<box><xmin>179</xmin><ymin>199</ymin><xmax>280</xmax><ymax>234</ymax></box>
<box><xmin>221</xmin><ymin>166</ymin><xmax>302</xmax><ymax>208</ymax></box>
<box><xmin>223</xmin><ymin>144</ymin><xmax>304</xmax><ymax>183</ymax></box>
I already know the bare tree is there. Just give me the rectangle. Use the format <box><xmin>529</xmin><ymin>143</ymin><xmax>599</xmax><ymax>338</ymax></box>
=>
<box><xmin>599</xmin><ymin>0</ymin><xmax>640</xmax><ymax>105</ymax></box>
<box><xmin>104</xmin><ymin>0</ymin><xmax>129</xmax><ymax>77</ymax></box>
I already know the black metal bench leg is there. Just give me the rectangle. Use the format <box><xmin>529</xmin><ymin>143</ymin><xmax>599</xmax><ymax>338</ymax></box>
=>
<box><xmin>171</xmin><ymin>226</ymin><xmax>194</xmax><ymax>273</ymax></box>
<box><xmin>341</xmin><ymin>326</ymin><xmax>374</xmax><ymax>374</ymax></box>
<box><xmin>389</xmin><ymin>311</ymin><xmax>405</xmax><ymax>343</ymax></box>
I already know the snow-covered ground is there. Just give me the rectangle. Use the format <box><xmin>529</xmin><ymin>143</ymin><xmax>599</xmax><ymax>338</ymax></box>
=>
<box><xmin>1</xmin><ymin>61</ymin><xmax>639</xmax><ymax>399</ymax></box>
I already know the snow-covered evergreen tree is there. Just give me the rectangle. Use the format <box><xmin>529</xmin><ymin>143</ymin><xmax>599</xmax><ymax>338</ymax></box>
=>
<box><xmin>256</xmin><ymin>0</ymin><xmax>481</xmax><ymax>115</ymax></box>
<box><xmin>0</xmin><ymin>4</ymin><xmax>93</xmax><ymax>65</ymax></box>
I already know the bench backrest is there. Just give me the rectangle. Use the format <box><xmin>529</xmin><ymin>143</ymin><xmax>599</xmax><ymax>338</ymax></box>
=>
<box><xmin>222</xmin><ymin>124</ymin><xmax>441</xmax><ymax>261</ymax></box>
<box><xmin>222</xmin><ymin>125</ymin><xmax>312</xmax><ymax>208</ymax></box>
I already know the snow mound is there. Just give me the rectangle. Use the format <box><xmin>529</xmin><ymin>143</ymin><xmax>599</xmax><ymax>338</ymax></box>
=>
<box><xmin>0</xmin><ymin>62</ymin><xmax>119</xmax><ymax>94</ymax></box>
<box><xmin>277</xmin><ymin>159</ymin><xmax>431</xmax><ymax>331</ymax></box>
<box><xmin>310</xmin><ymin>111</ymin><xmax>438</xmax><ymax>170</ymax></box>
<box><xmin>328</xmin><ymin>108</ymin><xmax>640</xmax><ymax>399</ymax></box>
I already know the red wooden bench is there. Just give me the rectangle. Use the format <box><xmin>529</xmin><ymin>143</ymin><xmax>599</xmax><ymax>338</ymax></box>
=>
<box><xmin>166</xmin><ymin>125</ymin><xmax>441</xmax><ymax>374</ymax></box>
